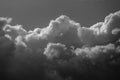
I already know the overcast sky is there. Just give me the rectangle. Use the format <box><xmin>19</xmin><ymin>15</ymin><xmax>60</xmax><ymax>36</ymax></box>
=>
<box><xmin>0</xmin><ymin>0</ymin><xmax>120</xmax><ymax>30</ymax></box>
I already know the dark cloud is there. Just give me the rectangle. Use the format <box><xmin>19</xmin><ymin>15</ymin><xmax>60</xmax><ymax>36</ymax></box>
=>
<box><xmin>0</xmin><ymin>10</ymin><xmax>120</xmax><ymax>80</ymax></box>
<box><xmin>54</xmin><ymin>42</ymin><xmax>120</xmax><ymax>80</ymax></box>
<box><xmin>0</xmin><ymin>17</ymin><xmax>15</xmax><ymax>80</ymax></box>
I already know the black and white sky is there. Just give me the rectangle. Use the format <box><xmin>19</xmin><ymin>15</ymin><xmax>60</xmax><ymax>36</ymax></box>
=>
<box><xmin>0</xmin><ymin>0</ymin><xmax>120</xmax><ymax>80</ymax></box>
<box><xmin>0</xmin><ymin>0</ymin><xmax>120</xmax><ymax>29</ymax></box>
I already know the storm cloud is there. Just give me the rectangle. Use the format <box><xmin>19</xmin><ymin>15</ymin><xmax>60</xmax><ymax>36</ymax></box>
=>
<box><xmin>0</xmin><ymin>10</ymin><xmax>120</xmax><ymax>80</ymax></box>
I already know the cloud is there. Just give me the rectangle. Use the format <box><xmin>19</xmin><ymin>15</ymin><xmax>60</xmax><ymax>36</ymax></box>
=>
<box><xmin>75</xmin><ymin>43</ymin><xmax>119</xmax><ymax>61</ymax></box>
<box><xmin>24</xmin><ymin>15</ymin><xmax>81</xmax><ymax>50</ymax></box>
<box><xmin>0</xmin><ymin>17</ymin><xmax>12</xmax><ymax>37</ymax></box>
<box><xmin>4</xmin><ymin>15</ymin><xmax>81</xmax><ymax>52</ymax></box>
<box><xmin>44</xmin><ymin>43</ymin><xmax>66</xmax><ymax>59</ymax></box>
<box><xmin>54</xmin><ymin>42</ymin><xmax>120</xmax><ymax>80</ymax></box>
<box><xmin>4</xmin><ymin>25</ymin><xmax>27</xmax><ymax>40</ymax></box>
<box><xmin>78</xmin><ymin>10</ymin><xmax>120</xmax><ymax>46</ymax></box>
<box><xmin>0</xmin><ymin>17</ymin><xmax>11</xmax><ymax>28</ymax></box>
<box><xmin>0</xmin><ymin>17</ymin><xmax>15</xmax><ymax>80</ymax></box>
<box><xmin>3</xmin><ymin>10</ymin><xmax>120</xmax><ymax>50</ymax></box>
<box><xmin>0</xmin><ymin>10</ymin><xmax>120</xmax><ymax>80</ymax></box>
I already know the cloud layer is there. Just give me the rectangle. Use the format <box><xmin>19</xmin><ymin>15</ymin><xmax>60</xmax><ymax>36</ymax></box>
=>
<box><xmin>0</xmin><ymin>10</ymin><xmax>120</xmax><ymax>80</ymax></box>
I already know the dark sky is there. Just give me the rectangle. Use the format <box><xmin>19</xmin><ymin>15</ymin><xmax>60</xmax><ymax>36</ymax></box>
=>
<box><xmin>0</xmin><ymin>0</ymin><xmax>120</xmax><ymax>30</ymax></box>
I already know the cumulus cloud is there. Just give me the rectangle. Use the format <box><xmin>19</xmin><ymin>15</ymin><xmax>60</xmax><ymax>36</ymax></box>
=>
<box><xmin>75</xmin><ymin>43</ymin><xmax>120</xmax><ymax>63</ymax></box>
<box><xmin>3</xmin><ymin>10</ymin><xmax>120</xmax><ymax>50</ymax></box>
<box><xmin>4</xmin><ymin>15</ymin><xmax>81</xmax><ymax>52</ymax></box>
<box><xmin>78</xmin><ymin>10</ymin><xmax>120</xmax><ymax>46</ymax></box>
<box><xmin>0</xmin><ymin>10</ymin><xmax>120</xmax><ymax>80</ymax></box>
<box><xmin>44</xmin><ymin>43</ymin><xmax>66</xmax><ymax>59</ymax></box>
<box><xmin>25</xmin><ymin>15</ymin><xmax>81</xmax><ymax>50</ymax></box>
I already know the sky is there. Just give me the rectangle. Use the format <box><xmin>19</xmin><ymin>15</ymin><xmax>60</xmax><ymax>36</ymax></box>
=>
<box><xmin>0</xmin><ymin>0</ymin><xmax>120</xmax><ymax>30</ymax></box>
<box><xmin>1</xmin><ymin>0</ymin><xmax>120</xmax><ymax>80</ymax></box>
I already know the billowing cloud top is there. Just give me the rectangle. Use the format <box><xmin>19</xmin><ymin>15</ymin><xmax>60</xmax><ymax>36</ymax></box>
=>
<box><xmin>0</xmin><ymin>10</ymin><xmax>120</xmax><ymax>80</ymax></box>
<box><xmin>3</xmin><ymin>10</ymin><xmax>120</xmax><ymax>57</ymax></box>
